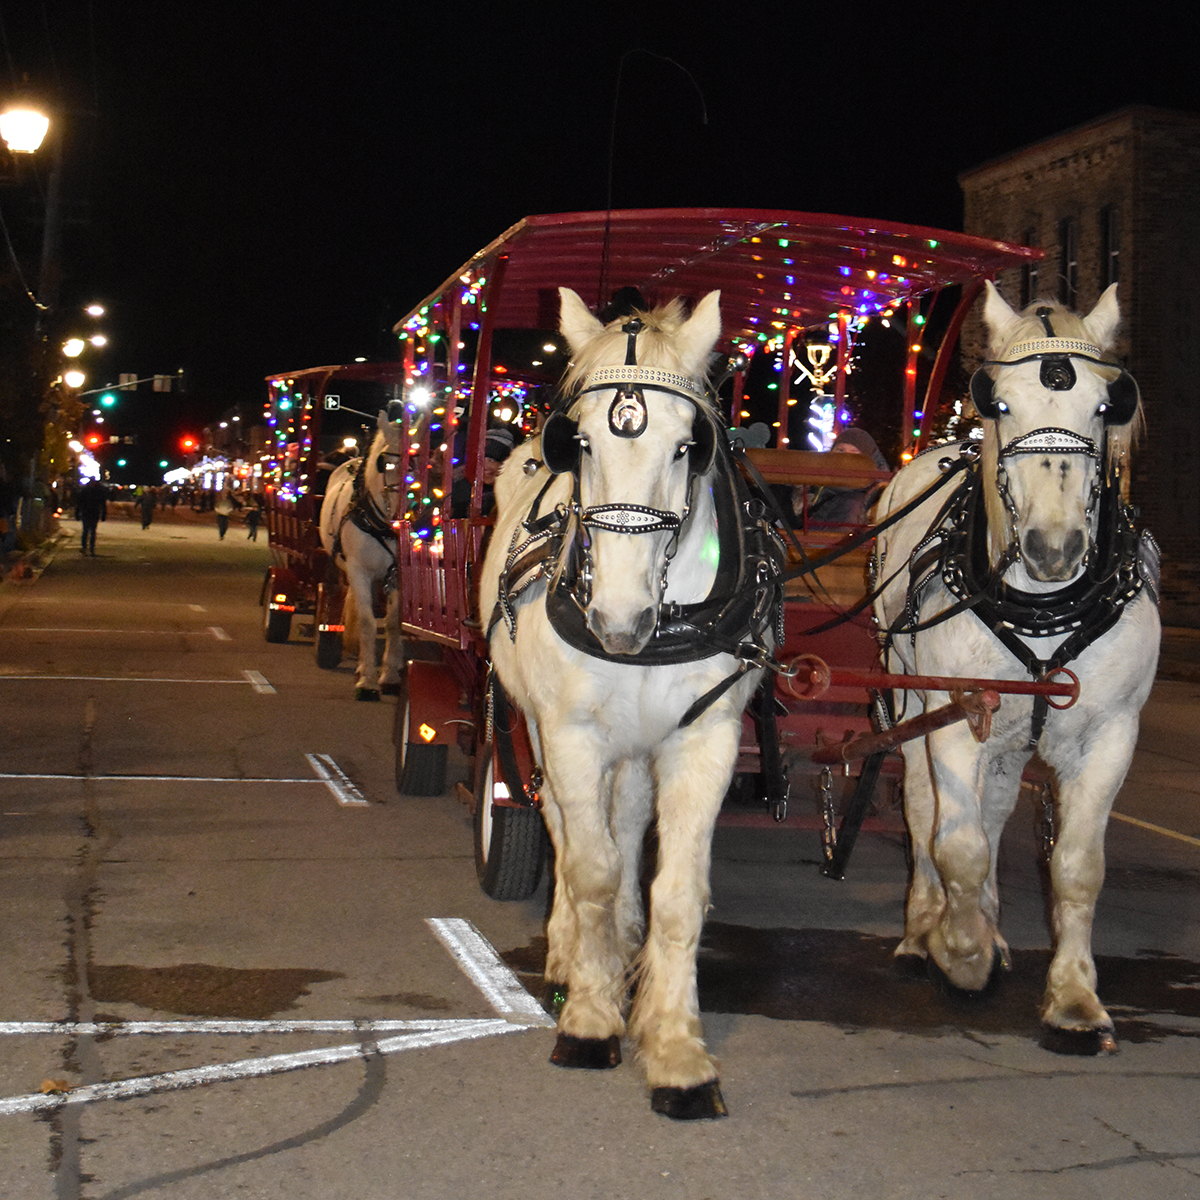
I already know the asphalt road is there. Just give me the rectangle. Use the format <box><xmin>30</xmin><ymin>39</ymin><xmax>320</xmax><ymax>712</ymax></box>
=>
<box><xmin>1</xmin><ymin>515</ymin><xmax>1199</xmax><ymax>1199</ymax></box>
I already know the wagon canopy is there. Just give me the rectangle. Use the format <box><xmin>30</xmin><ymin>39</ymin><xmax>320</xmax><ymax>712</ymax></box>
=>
<box><xmin>393</xmin><ymin>208</ymin><xmax>1040</xmax><ymax>343</ymax></box>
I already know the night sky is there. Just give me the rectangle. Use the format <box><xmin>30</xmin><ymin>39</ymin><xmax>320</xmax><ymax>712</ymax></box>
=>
<box><xmin>4</xmin><ymin>2</ymin><xmax>1200</xmax><ymax>475</ymax></box>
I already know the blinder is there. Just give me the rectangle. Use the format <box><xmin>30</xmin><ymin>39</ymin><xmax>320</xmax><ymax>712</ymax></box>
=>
<box><xmin>541</xmin><ymin>361</ymin><xmax>719</xmax><ymax>477</ymax></box>
<box><xmin>540</xmin><ymin>403</ymin><xmax>717</xmax><ymax>476</ymax></box>
<box><xmin>969</xmin><ymin>335</ymin><xmax>1139</xmax><ymax>427</ymax></box>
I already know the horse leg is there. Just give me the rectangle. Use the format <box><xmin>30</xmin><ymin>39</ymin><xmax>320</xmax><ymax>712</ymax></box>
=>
<box><xmin>896</xmin><ymin>736</ymin><xmax>944</xmax><ymax>963</ymax></box>
<box><xmin>923</xmin><ymin>722</ymin><xmax>1002</xmax><ymax>993</ymax></box>
<box><xmin>347</xmin><ymin>565</ymin><xmax>382</xmax><ymax>700</ymax></box>
<box><xmin>1040</xmin><ymin>717</ymin><xmax>1138</xmax><ymax>1054</ymax></box>
<box><xmin>540</xmin><ymin>759</ymin><xmax>650</xmax><ymax>1023</ymax></box>
<box><xmin>378</xmin><ymin>579</ymin><xmax>404</xmax><ymax>695</ymax></box>
<box><xmin>611</xmin><ymin>756</ymin><xmax>654</xmax><ymax>968</ymax></box>
<box><xmin>541</xmin><ymin>732</ymin><xmax>627</xmax><ymax>1068</ymax></box>
<box><xmin>630</xmin><ymin>718</ymin><xmax>738</xmax><ymax>1119</ymax></box>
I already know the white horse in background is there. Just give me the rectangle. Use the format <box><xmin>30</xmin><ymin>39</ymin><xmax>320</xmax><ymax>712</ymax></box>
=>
<box><xmin>874</xmin><ymin>282</ymin><xmax>1160</xmax><ymax>1052</ymax></box>
<box><xmin>319</xmin><ymin>408</ymin><xmax>405</xmax><ymax>700</ymax></box>
<box><xmin>481</xmin><ymin>289</ymin><xmax>778</xmax><ymax>1119</ymax></box>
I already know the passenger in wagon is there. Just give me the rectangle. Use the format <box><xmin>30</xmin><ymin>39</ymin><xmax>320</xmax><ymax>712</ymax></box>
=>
<box><xmin>794</xmin><ymin>426</ymin><xmax>889</xmax><ymax>527</ymax></box>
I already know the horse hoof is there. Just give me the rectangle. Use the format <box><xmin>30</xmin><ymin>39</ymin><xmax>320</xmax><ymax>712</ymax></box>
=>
<box><xmin>926</xmin><ymin>952</ymin><xmax>1006</xmax><ymax>1004</ymax></box>
<box><xmin>355</xmin><ymin>688</ymin><xmax>381</xmax><ymax>702</ymax></box>
<box><xmin>1040</xmin><ymin>1024</ymin><xmax>1119</xmax><ymax>1056</ymax></box>
<box><xmin>892</xmin><ymin>952</ymin><xmax>927</xmax><ymax>979</ymax></box>
<box><xmin>379</xmin><ymin>682</ymin><xmax>402</xmax><ymax>696</ymax></box>
<box><xmin>650</xmin><ymin>1080</ymin><xmax>728</xmax><ymax>1121</ymax></box>
<box><xmin>550</xmin><ymin>1033</ymin><xmax>621</xmax><ymax>1070</ymax></box>
<box><xmin>542</xmin><ymin>982</ymin><xmax>568</xmax><ymax>1017</ymax></box>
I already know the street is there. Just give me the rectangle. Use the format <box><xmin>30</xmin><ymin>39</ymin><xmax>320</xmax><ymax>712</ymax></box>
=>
<box><xmin>1</xmin><ymin>513</ymin><xmax>1199</xmax><ymax>1200</ymax></box>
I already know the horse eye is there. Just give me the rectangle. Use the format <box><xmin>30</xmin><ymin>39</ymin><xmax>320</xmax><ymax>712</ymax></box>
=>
<box><xmin>674</xmin><ymin>442</ymin><xmax>692</xmax><ymax>460</ymax></box>
<box><xmin>1097</xmin><ymin>402</ymin><xmax>1109</xmax><ymax>416</ymax></box>
<box><xmin>995</xmin><ymin>401</ymin><xmax>1009</xmax><ymax>415</ymax></box>
<box><xmin>577</xmin><ymin>436</ymin><xmax>591</xmax><ymax>455</ymax></box>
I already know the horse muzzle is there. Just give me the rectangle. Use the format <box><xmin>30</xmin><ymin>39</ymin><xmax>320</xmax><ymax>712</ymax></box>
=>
<box><xmin>1021</xmin><ymin>525</ymin><xmax>1087</xmax><ymax>581</ymax></box>
<box><xmin>585</xmin><ymin>603</ymin><xmax>658</xmax><ymax>655</ymax></box>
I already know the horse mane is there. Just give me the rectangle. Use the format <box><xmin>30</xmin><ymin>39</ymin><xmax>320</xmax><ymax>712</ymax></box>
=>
<box><xmin>559</xmin><ymin>298</ymin><xmax>719</xmax><ymax>416</ymax></box>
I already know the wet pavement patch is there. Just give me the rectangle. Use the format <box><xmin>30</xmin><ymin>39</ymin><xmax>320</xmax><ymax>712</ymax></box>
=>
<box><xmin>89</xmin><ymin>964</ymin><xmax>343</xmax><ymax>1019</ymax></box>
<box><xmin>502</xmin><ymin>926</ymin><xmax>1200</xmax><ymax>1044</ymax></box>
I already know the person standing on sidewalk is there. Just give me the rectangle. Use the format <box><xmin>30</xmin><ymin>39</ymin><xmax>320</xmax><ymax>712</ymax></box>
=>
<box><xmin>78</xmin><ymin>478</ymin><xmax>107</xmax><ymax>556</ymax></box>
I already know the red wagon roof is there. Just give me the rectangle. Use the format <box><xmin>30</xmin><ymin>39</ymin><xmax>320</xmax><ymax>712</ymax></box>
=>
<box><xmin>395</xmin><ymin>208</ymin><xmax>1040</xmax><ymax>342</ymax></box>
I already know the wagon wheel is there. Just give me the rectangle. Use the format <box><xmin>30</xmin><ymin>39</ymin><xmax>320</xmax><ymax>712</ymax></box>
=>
<box><xmin>392</xmin><ymin>671</ymin><xmax>447</xmax><ymax>796</ymax></box>
<box><xmin>315</xmin><ymin>628</ymin><xmax>342</xmax><ymax>668</ymax></box>
<box><xmin>473</xmin><ymin>737</ymin><xmax>547</xmax><ymax>901</ymax></box>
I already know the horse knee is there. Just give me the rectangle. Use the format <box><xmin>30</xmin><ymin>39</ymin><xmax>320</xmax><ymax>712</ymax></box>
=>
<box><xmin>934</xmin><ymin>827</ymin><xmax>991</xmax><ymax>895</ymax></box>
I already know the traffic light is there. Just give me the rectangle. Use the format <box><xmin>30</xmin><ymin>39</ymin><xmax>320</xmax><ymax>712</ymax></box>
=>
<box><xmin>99</xmin><ymin>391</ymin><xmax>118</xmax><ymax>409</ymax></box>
<box><xmin>180</xmin><ymin>435</ymin><xmax>197</xmax><ymax>452</ymax></box>
<box><xmin>84</xmin><ymin>433</ymin><xmax>103</xmax><ymax>449</ymax></box>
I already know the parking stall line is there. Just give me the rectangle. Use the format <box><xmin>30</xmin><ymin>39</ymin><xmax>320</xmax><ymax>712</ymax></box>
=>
<box><xmin>0</xmin><ymin>923</ymin><xmax>546</xmax><ymax>1115</ymax></box>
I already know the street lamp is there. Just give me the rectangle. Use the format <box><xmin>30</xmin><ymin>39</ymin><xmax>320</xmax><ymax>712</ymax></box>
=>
<box><xmin>0</xmin><ymin>103</ymin><xmax>49</xmax><ymax>155</ymax></box>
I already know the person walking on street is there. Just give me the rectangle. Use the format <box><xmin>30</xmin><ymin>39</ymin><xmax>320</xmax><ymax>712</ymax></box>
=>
<box><xmin>78</xmin><ymin>478</ymin><xmax>107</xmax><ymax>556</ymax></box>
<box><xmin>245</xmin><ymin>498</ymin><xmax>261</xmax><ymax>541</ymax></box>
<box><xmin>136</xmin><ymin>486</ymin><xmax>157</xmax><ymax>530</ymax></box>
<box><xmin>214</xmin><ymin>487</ymin><xmax>240</xmax><ymax>540</ymax></box>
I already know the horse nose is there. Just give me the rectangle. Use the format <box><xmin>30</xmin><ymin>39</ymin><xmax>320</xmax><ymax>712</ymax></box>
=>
<box><xmin>586</xmin><ymin>604</ymin><xmax>658</xmax><ymax>655</ymax></box>
<box><xmin>1023</xmin><ymin>527</ymin><xmax>1086</xmax><ymax>581</ymax></box>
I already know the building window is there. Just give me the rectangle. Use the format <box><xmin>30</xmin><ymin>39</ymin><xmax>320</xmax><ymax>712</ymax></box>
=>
<box><xmin>1021</xmin><ymin>228</ymin><xmax>1040</xmax><ymax>306</ymax></box>
<box><xmin>1100</xmin><ymin>204</ymin><xmax>1120</xmax><ymax>287</ymax></box>
<box><xmin>1059</xmin><ymin>217</ymin><xmax>1079</xmax><ymax>307</ymax></box>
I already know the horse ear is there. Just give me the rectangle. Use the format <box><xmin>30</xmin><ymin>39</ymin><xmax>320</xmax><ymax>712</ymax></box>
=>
<box><xmin>559</xmin><ymin>287</ymin><xmax>604</xmax><ymax>355</ymax></box>
<box><xmin>675</xmin><ymin>291</ymin><xmax>722</xmax><ymax>378</ymax></box>
<box><xmin>1083</xmin><ymin>283</ymin><xmax>1121</xmax><ymax>350</ymax></box>
<box><xmin>981</xmin><ymin>280</ymin><xmax>1021</xmax><ymax>356</ymax></box>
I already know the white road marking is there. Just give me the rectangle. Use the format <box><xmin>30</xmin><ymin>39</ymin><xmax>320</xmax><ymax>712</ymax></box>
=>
<box><xmin>0</xmin><ymin>1021</ymin><xmax>520</xmax><ymax>1116</ymax></box>
<box><xmin>0</xmin><ymin>921</ymin><xmax>548</xmax><ymax>1115</ymax></box>
<box><xmin>0</xmin><ymin>1019</ymin><xmax>479</xmax><ymax>1036</ymax></box>
<box><xmin>5</xmin><ymin>628</ymin><xmax>231</xmax><ymax>639</ymax></box>
<box><xmin>0</xmin><ymin>675</ymin><xmax>265</xmax><ymax>685</ymax></box>
<box><xmin>305</xmin><ymin>753</ymin><xmax>369</xmax><ymax>806</ymax></box>
<box><xmin>243</xmin><ymin>669</ymin><xmax>275</xmax><ymax>693</ymax></box>
<box><xmin>1110</xmin><ymin>810</ymin><xmax>1200</xmax><ymax>848</ymax></box>
<box><xmin>427</xmin><ymin>917</ymin><xmax>555</xmax><ymax>1027</ymax></box>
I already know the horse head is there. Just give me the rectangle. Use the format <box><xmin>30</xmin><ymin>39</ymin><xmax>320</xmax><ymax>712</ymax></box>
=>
<box><xmin>971</xmin><ymin>281</ymin><xmax>1141</xmax><ymax>583</ymax></box>
<box><xmin>550</xmin><ymin>287</ymin><xmax>722</xmax><ymax>655</ymax></box>
<box><xmin>370</xmin><ymin>405</ymin><xmax>405</xmax><ymax>521</ymax></box>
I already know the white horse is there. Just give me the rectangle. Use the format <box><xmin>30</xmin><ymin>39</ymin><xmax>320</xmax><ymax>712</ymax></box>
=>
<box><xmin>874</xmin><ymin>282</ymin><xmax>1160</xmax><ymax>1052</ymax></box>
<box><xmin>481</xmin><ymin>289</ymin><xmax>778</xmax><ymax>1119</ymax></box>
<box><xmin>318</xmin><ymin>408</ymin><xmax>405</xmax><ymax>700</ymax></box>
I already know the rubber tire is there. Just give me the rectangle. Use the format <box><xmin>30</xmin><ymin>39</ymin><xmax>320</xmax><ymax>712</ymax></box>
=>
<box><xmin>473</xmin><ymin>740</ymin><xmax>547</xmax><ymax>900</ymax></box>
<box><xmin>315</xmin><ymin>628</ymin><xmax>342</xmax><ymax>669</ymax></box>
<box><xmin>393</xmin><ymin>679</ymin><xmax>448</xmax><ymax>796</ymax></box>
<box><xmin>263</xmin><ymin>603</ymin><xmax>291</xmax><ymax>644</ymax></box>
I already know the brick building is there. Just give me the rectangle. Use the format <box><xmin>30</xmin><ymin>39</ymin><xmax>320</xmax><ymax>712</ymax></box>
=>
<box><xmin>959</xmin><ymin>107</ymin><xmax>1200</xmax><ymax>625</ymax></box>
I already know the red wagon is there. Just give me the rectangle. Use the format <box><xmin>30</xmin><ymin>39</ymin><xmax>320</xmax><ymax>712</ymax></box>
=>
<box><xmin>262</xmin><ymin>209</ymin><xmax>1074</xmax><ymax>896</ymax></box>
